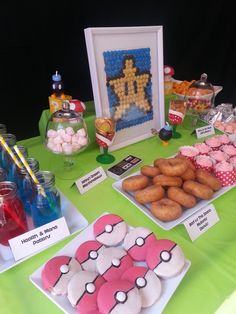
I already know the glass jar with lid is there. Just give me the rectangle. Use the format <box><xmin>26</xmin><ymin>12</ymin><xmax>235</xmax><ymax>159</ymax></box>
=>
<box><xmin>45</xmin><ymin>100</ymin><xmax>89</xmax><ymax>179</ymax></box>
<box><xmin>183</xmin><ymin>73</ymin><xmax>215</xmax><ymax>130</ymax></box>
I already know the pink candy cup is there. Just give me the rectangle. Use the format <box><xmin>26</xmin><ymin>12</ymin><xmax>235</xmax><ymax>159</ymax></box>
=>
<box><xmin>214</xmin><ymin>161</ymin><xmax>236</xmax><ymax>186</ymax></box>
<box><xmin>221</xmin><ymin>144</ymin><xmax>236</xmax><ymax>157</ymax></box>
<box><xmin>194</xmin><ymin>155</ymin><xmax>214</xmax><ymax>172</ymax></box>
<box><xmin>208</xmin><ymin>150</ymin><xmax>229</xmax><ymax>163</ymax></box>
<box><xmin>178</xmin><ymin>146</ymin><xmax>199</xmax><ymax>161</ymax></box>
<box><xmin>193</xmin><ymin>143</ymin><xmax>211</xmax><ymax>155</ymax></box>
<box><xmin>205</xmin><ymin>137</ymin><xmax>221</xmax><ymax>151</ymax></box>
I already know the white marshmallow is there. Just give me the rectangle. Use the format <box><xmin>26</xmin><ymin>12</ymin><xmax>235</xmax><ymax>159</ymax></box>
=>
<box><xmin>77</xmin><ymin>128</ymin><xmax>87</xmax><ymax>137</ymax></box>
<box><xmin>57</xmin><ymin>129</ymin><xmax>66</xmax><ymax>136</ymax></box>
<box><xmin>62</xmin><ymin>134</ymin><xmax>72</xmax><ymax>143</ymax></box>
<box><xmin>47</xmin><ymin>129</ymin><xmax>57</xmax><ymax>138</ymax></box>
<box><xmin>53</xmin><ymin>135</ymin><xmax>63</xmax><ymax>144</ymax></box>
<box><xmin>72</xmin><ymin>143</ymin><xmax>81</xmax><ymax>152</ymax></box>
<box><xmin>62</xmin><ymin>143</ymin><xmax>73</xmax><ymax>154</ymax></box>
<box><xmin>65</xmin><ymin>127</ymin><xmax>75</xmax><ymax>135</ymax></box>
<box><xmin>77</xmin><ymin>136</ymin><xmax>88</xmax><ymax>146</ymax></box>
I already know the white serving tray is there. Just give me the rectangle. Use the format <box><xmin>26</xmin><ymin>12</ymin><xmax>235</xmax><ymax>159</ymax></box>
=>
<box><xmin>0</xmin><ymin>192</ymin><xmax>88</xmax><ymax>273</ymax></box>
<box><xmin>30</xmin><ymin>213</ymin><xmax>191</xmax><ymax>314</ymax></box>
<box><xmin>112</xmin><ymin>173</ymin><xmax>236</xmax><ymax>230</ymax></box>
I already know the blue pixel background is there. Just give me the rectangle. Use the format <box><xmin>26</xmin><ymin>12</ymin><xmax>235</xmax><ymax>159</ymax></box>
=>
<box><xmin>103</xmin><ymin>48</ymin><xmax>153</xmax><ymax>131</ymax></box>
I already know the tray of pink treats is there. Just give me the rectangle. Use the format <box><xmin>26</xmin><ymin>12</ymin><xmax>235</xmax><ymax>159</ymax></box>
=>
<box><xmin>178</xmin><ymin>134</ymin><xmax>236</xmax><ymax>186</ymax></box>
<box><xmin>30</xmin><ymin>213</ymin><xmax>191</xmax><ymax>314</ymax></box>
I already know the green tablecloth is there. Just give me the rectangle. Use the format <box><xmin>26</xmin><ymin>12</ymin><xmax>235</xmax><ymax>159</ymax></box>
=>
<box><xmin>0</xmin><ymin>101</ymin><xmax>235</xmax><ymax>314</ymax></box>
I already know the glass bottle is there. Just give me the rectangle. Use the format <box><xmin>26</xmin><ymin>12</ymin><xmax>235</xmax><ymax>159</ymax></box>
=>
<box><xmin>0</xmin><ymin>133</ymin><xmax>16</xmax><ymax>169</ymax></box>
<box><xmin>0</xmin><ymin>181</ymin><xmax>28</xmax><ymax>246</ymax></box>
<box><xmin>7</xmin><ymin>145</ymin><xmax>28</xmax><ymax>183</ymax></box>
<box><xmin>17</xmin><ymin>158</ymin><xmax>39</xmax><ymax>216</ymax></box>
<box><xmin>31</xmin><ymin>171</ymin><xmax>62</xmax><ymax>228</ymax></box>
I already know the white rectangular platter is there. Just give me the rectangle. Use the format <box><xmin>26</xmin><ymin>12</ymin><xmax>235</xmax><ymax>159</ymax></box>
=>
<box><xmin>0</xmin><ymin>192</ymin><xmax>88</xmax><ymax>273</ymax></box>
<box><xmin>30</xmin><ymin>213</ymin><xmax>191</xmax><ymax>314</ymax></box>
<box><xmin>112</xmin><ymin>173</ymin><xmax>236</xmax><ymax>230</ymax></box>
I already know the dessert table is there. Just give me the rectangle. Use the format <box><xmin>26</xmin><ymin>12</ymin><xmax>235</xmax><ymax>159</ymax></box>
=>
<box><xmin>0</xmin><ymin>100</ymin><xmax>236</xmax><ymax>314</ymax></box>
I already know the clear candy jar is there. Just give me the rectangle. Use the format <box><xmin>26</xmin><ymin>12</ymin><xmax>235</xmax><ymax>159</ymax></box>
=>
<box><xmin>183</xmin><ymin>73</ymin><xmax>215</xmax><ymax>130</ymax></box>
<box><xmin>45</xmin><ymin>100</ymin><xmax>89</xmax><ymax>156</ymax></box>
<box><xmin>45</xmin><ymin>100</ymin><xmax>89</xmax><ymax>179</ymax></box>
<box><xmin>185</xmin><ymin>73</ymin><xmax>215</xmax><ymax>114</ymax></box>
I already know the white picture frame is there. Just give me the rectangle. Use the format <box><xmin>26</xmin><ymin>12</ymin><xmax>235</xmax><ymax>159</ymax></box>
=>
<box><xmin>84</xmin><ymin>26</ymin><xmax>165</xmax><ymax>151</ymax></box>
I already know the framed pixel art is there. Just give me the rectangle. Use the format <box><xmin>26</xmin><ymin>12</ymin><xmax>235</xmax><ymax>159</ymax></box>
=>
<box><xmin>84</xmin><ymin>26</ymin><xmax>165</xmax><ymax>151</ymax></box>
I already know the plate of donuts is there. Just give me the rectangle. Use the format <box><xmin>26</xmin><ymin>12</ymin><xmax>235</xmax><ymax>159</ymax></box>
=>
<box><xmin>112</xmin><ymin>160</ymin><xmax>236</xmax><ymax>230</ymax></box>
<box><xmin>30</xmin><ymin>213</ymin><xmax>191</xmax><ymax>314</ymax></box>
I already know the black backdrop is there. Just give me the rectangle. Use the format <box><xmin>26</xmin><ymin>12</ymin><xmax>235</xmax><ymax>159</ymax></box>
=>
<box><xmin>1</xmin><ymin>0</ymin><xmax>236</xmax><ymax>140</ymax></box>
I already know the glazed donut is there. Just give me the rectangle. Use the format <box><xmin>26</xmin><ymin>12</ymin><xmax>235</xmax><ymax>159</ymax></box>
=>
<box><xmin>150</xmin><ymin>198</ymin><xmax>182</xmax><ymax>222</ymax></box>
<box><xmin>181</xmin><ymin>167</ymin><xmax>196</xmax><ymax>181</ymax></box>
<box><xmin>177</xmin><ymin>155</ymin><xmax>196</xmax><ymax>171</ymax></box>
<box><xmin>122</xmin><ymin>175</ymin><xmax>149</xmax><ymax>192</ymax></box>
<box><xmin>183</xmin><ymin>180</ymin><xmax>214</xmax><ymax>200</ymax></box>
<box><xmin>167</xmin><ymin>187</ymin><xmax>197</xmax><ymax>208</ymax></box>
<box><xmin>140</xmin><ymin>165</ymin><xmax>161</xmax><ymax>177</ymax></box>
<box><xmin>157</xmin><ymin>158</ymin><xmax>188</xmax><ymax>177</ymax></box>
<box><xmin>134</xmin><ymin>185</ymin><xmax>165</xmax><ymax>204</ymax></box>
<box><xmin>153</xmin><ymin>174</ymin><xmax>182</xmax><ymax>187</ymax></box>
<box><xmin>153</xmin><ymin>158</ymin><xmax>166</xmax><ymax>168</ymax></box>
<box><xmin>195</xmin><ymin>169</ymin><xmax>222</xmax><ymax>191</ymax></box>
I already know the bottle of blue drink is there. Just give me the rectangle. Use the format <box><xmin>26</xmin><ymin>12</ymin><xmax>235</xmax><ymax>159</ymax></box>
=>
<box><xmin>31</xmin><ymin>171</ymin><xmax>62</xmax><ymax>228</ymax></box>
<box><xmin>7</xmin><ymin>145</ymin><xmax>28</xmax><ymax>183</ymax></box>
<box><xmin>0</xmin><ymin>133</ymin><xmax>16</xmax><ymax>169</ymax></box>
<box><xmin>17</xmin><ymin>158</ymin><xmax>39</xmax><ymax>215</ymax></box>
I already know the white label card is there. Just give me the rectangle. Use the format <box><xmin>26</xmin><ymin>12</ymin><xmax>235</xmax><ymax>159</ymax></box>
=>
<box><xmin>183</xmin><ymin>204</ymin><xmax>219</xmax><ymax>241</ymax></box>
<box><xmin>9</xmin><ymin>217</ymin><xmax>70</xmax><ymax>261</ymax></box>
<box><xmin>75</xmin><ymin>166</ymin><xmax>107</xmax><ymax>194</ymax></box>
<box><xmin>196</xmin><ymin>124</ymin><xmax>215</xmax><ymax>139</ymax></box>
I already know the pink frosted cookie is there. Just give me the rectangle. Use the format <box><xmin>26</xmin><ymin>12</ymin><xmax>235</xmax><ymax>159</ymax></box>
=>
<box><xmin>123</xmin><ymin>227</ymin><xmax>157</xmax><ymax>261</ymax></box>
<box><xmin>97</xmin><ymin>279</ymin><xmax>142</xmax><ymax>314</ymax></box>
<box><xmin>67</xmin><ymin>270</ymin><xmax>105</xmax><ymax>313</ymax></box>
<box><xmin>75</xmin><ymin>240</ymin><xmax>105</xmax><ymax>272</ymax></box>
<box><xmin>146</xmin><ymin>239</ymin><xmax>185</xmax><ymax>279</ymax></box>
<box><xmin>121</xmin><ymin>266</ymin><xmax>162</xmax><ymax>308</ymax></box>
<box><xmin>93</xmin><ymin>213</ymin><xmax>128</xmax><ymax>246</ymax></box>
<box><xmin>96</xmin><ymin>247</ymin><xmax>133</xmax><ymax>281</ymax></box>
<box><xmin>193</xmin><ymin>142</ymin><xmax>211</xmax><ymax>155</ymax></box>
<box><xmin>208</xmin><ymin>150</ymin><xmax>229</xmax><ymax>163</ymax></box>
<box><xmin>42</xmin><ymin>256</ymin><xmax>82</xmax><ymax>296</ymax></box>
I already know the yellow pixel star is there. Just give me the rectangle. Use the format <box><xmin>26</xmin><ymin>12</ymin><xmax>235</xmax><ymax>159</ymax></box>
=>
<box><xmin>108</xmin><ymin>56</ymin><xmax>152</xmax><ymax>121</ymax></box>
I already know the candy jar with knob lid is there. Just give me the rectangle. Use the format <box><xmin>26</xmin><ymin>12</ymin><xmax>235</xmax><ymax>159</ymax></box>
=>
<box><xmin>45</xmin><ymin>100</ymin><xmax>89</xmax><ymax>179</ymax></box>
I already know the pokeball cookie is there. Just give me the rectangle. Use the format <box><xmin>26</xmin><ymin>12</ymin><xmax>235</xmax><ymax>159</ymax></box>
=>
<box><xmin>75</xmin><ymin>240</ymin><xmax>105</xmax><ymax>272</ymax></box>
<box><xmin>42</xmin><ymin>255</ymin><xmax>82</xmax><ymax>295</ymax></box>
<box><xmin>93</xmin><ymin>213</ymin><xmax>128</xmax><ymax>246</ymax></box>
<box><xmin>97</xmin><ymin>279</ymin><xmax>142</xmax><ymax>314</ymax></box>
<box><xmin>123</xmin><ymin>227</ymin><xmax>157</xmax><ymax>261</ymax></box>
<box><xmin>121</xmin><ymin>266</ymin><xmax>162</xmax><ymax>308</ymax></box>
<box><xmin>146</xmin><ymin>239</ymin><xmax>185</xmax><ymax>279</ymax></box>
<box><xmin>96</xmin><ymin>247</ymin><xmax>133</xmax><ymax>281</ymax></box>
<box><xmin>67</xmin><ymin>270</ymin><xmax>105</xmax><ymax>313</ymax></box>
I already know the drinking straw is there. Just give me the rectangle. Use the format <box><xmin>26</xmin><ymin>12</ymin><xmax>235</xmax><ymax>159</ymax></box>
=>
<box><xmin>13</xmin><ymin>145</ymin><xmax>46</xmax><ymax>197</ymax></box>
<box><xmin>0</xmin><ymin>135</ymin><xmax>22</xmax><ymax>169</ymax></box>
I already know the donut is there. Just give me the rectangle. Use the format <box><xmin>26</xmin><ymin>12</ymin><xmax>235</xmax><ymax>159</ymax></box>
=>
<box><xmin>157</xmin><ymin>157</ymin><xmax>188</xmax><ymax>176</ymax></box>
<box><xmin>97</xmin><ymin>279</ymin><xmax>142</xmax><ymax>314</ymax></box>
<box><xmin>183</xmin><ymin>180</ymin><xmax>214</xmax><ymax>200</ymax></box>
<box><xmin>181</xmin><ymin>167</ymin><xmax>196</xmax><ymax>181</ymax></box>
<box><xmin>140</xmin><ymin>165</ymin><xmax>161</xmax><ymax>177</ymax></box>
<box><xmin>67</xmin><ymin>270</ymin><xmax>105</xmax><ymax>313</ymax></box>
<box><xmin>167</xmin><ymin>187</ymin><xmax>197</xmax><ymax>208</ymax></box>
<box><xmin>121</xmin><ymin>266</ymin><xmax>162</xmax><ymax>307</ymax></box>
<box><xmin>150</xmin><ymin>198</ymin><xmax>182</xmax><ymax>222</ymax></box>
<box><xmin>153</xmin><ymin>174</ymin><xmax>183</xmax><ymax>187</ymax></box>
<box><xmin>134</xmin><ymin>185</ymin><xmax>165</xmax><ymax>204</ymax></box>
<box><xmin>96</xmin><ymin>247</ymin><xmax>133</xmax><ymax>281</ymax></box>
<box><xmin>153</xmin><ymin>158</ymin><xmax>166</xmax><ymax>168</ymax></box>
<box><xmin>177</xmin><ymin>155</ymin><xmax>196</xmax><ymax>171</ymax></box>
<box><xmin>122</xmin><ymin>175</ymin><xmax>149</xmax><ymax>192</ymax></box>
<box><xmin>195</xmin><ymin>169</ymin><xmax>222</xmax><ymax>191</ymax></box>
<box><xmin>93</xmin><ymin>213</ymin><xmax>127</xmax><ymax>246</ymax></box>
<box><xmin>42</xmin><ymin>256</ymin><xmax>82</xmax><ymax>296</ymax></box>
<box><xmin>75</xmin><ymin>240</ymin><xmax>105</xmax><ymax>272</ymax></box>
<box><xmin>123</xmin><ymin>227</ymin><xmax>157</xmax><ymax>261</ymax></box>
<box><xmin>146</xmin><ymin>239</ymin><xmax>186</xmax><ymax>279</ymax></box>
